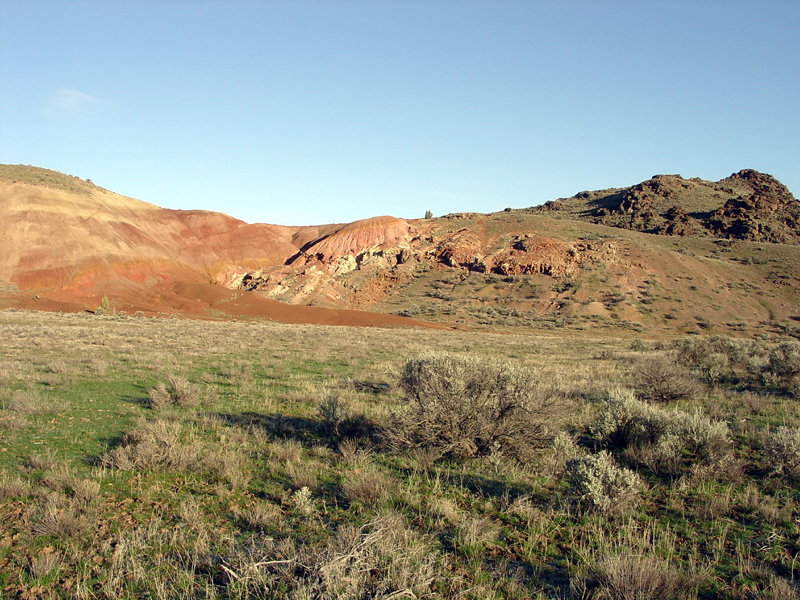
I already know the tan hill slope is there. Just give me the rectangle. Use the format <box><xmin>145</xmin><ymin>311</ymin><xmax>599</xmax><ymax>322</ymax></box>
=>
<box><xmin>230</xmin><ymin>209</ymin><xmax>800</xmax><ymax>337</ymax></box>
<box><xmin>225</xmin><ymin>170</ymin><xmax>800</xmax><ymax>337</ymax></box>
<box><xmin>2</xmin><ymin>164</ymin><xmax>799</xmax><ymax>336</ymax></box>
<box><xmin>0</xmin><ymin>165</ymin><xmax>300</xmax><ymax>289</ymax></box>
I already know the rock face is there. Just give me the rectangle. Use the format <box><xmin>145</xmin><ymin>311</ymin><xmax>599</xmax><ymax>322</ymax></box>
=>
<box><xmin>537</xmin><ymin>169</ymin><xmax>800</xmax><ymax>244</ymax></box>
<box><xmin>707</xmin><ymin>170</ymin><xmax>800</xmax><ymax>243</ymax></box>
<box><xmin>489</xmin><ymin>235</ymin><xmax>616</xmax><ymax>278</ymax></box>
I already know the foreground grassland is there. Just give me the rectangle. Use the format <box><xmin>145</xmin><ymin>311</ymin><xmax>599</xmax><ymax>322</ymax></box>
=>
<box><xmin>1</xmin><ymin>310</ymin><xmax>800</xmax><ymax>599</ymax></box>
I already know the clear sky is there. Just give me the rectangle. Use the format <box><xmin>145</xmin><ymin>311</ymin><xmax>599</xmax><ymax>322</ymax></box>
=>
<box><xmin>1</xmin><ymin>0</ymin><xmax>798</xmax><ymax>226</ymax></box>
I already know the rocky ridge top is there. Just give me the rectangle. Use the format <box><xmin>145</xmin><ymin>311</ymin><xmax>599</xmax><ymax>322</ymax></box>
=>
<box><xmin>536</xmin><ymin>169</ymin><xmax>799</xmax><ymax>244</ymax></box>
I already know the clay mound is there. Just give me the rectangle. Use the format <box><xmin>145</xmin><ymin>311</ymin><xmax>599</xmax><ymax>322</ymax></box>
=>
<box><xmin>0</xmin><ymin>169</ymin><xmax>301</xmax><ymax>292</ymax></box>
<box><xmin>294</xmin><ymin>216</ymin><xmax>412</xmax><ymax>263</ymax></box>
<box><xmin>0</xmin><ymin>165</ymin><xmax>443</xmax><ymax>330</ymax></box>
<box><xmin>168</xmin><ymin>210</ymin><xmax>300</xmax><ymax>281</ymax></box>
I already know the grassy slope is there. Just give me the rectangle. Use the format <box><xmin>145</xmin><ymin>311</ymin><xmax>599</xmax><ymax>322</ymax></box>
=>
<box><xmin>1</xmin><ymin>309</ymin><xmax>800</xmax><ymax>598</ymax></box>
<box><xmin>0</xmin><ymin>164</ymin><xmax>100</xmax><ymax>196</ymax></box>
<box><xmin>374</xmin><ymin>211</ymin><xmax>800</xmax><ymax>338</ymax></box>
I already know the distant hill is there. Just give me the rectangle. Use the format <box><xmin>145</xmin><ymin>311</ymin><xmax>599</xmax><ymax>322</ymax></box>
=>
<box><xmin>2</xmin><ymin>164</ymin><xmax>799</xmax><ymax>337</ymax></box>
<box><xmin>532</xmin><ymin>169</ymin><xmax>800</xmax><ymax>244</ymax></box>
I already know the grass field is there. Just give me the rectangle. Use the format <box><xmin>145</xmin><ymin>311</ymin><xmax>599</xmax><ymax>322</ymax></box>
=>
<box><xmin>1</xmin><ymin>309</ymin><xmax>800</xmax><ymax>599</ymax></box>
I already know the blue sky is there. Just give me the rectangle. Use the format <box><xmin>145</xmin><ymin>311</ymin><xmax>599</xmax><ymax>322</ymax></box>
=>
<box><xmin>1</xmin><ymin>0</ymin><xmax>798</xmax><ymax>226</ymax></box>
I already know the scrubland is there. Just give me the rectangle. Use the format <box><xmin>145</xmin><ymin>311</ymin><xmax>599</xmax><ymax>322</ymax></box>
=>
<box><xmin>1</xmin><ymin>309</ymin><xmax>800</xmax><ymax>599</ymax></box>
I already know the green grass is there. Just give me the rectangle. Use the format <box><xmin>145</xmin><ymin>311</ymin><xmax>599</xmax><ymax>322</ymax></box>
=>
<box><xmin>0</xmin><ymin>163</ymin><xmax>98</xmax><ymax>195</ymax></box>
<box><xmin>1</xmin><ymin>309</ymin><xmax>800</xmax><ymax>598</ymax></box>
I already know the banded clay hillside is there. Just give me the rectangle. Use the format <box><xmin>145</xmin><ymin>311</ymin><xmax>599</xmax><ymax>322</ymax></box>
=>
<box><xmin>2</xmin><ymin>163</ymin><xmax>799</xmax><ymax>337</ymax></box>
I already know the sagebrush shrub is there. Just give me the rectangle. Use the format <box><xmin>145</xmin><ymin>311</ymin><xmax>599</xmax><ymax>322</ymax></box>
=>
<box><xmin>634</xmin><ymin>356</ymin><xmax>698</xmax><ymax>404</ymax></box>
<box><xmin>317</xmin><ymin>393</ymin><xmax>350</xmax><ymax>435</ymax></box>
<box><xmin>548</xmin><ymin>431</ymin><xmax>583</xmax><ymax>477</ymax></box>
<box><xmin>317</xmin><ymin>393</ymin><xmax>367</xmax><ymax>437</ymax></box>
<box><xmin>148</xmin><ymin>376</ymin><xmax>201</xmax><ymax>409</ymax></box>
<box><xmin>671</xmin><ymin>411</ymin><xmax>730</xmax><ymax>463</ymax></box>
<box><xmin>566</xmin><ymin>451</ymin><xmax>642</xmax><ymax>514</ymax></box>
<box><xmin>674</xmin><ymin>336</ymin><xmax>800</xmax><ymax>395</ymax></box>
<box><xmin>147</xmin><ymin>382</ymin><xmax>172</xmax><ymax>410</ymax></box>
<box><xmin>166</xmin><ymin>374</ymin><xmax>201</xmax><ymax>408</ymax></box>
<box><xmin>640</xmin><ymin>434</ymin><xmax>684</xmax><ymax>477</ymax></box>
<box><xmin>762</xmin><ymin>426</ymin><xmax>800</xmax><ymax>478</ymax></box>
<box><xmin>593</xmin><ymin>389</ymin><xmax>670</xmax><ymax>448</ymax></box>
<box><xmin>384</xmin><ymin>354</ymin><xmax>563</xmax><ymax>461</ymax></box>
<box><xmin>765</xmin><ymin>342</ymin><xmax>800</xmax><ymax>388</ymax></box>
<box><xmin>593</xmin><ymin>390</ymin><xmax>731</xmax><ymax>471</ymax></box>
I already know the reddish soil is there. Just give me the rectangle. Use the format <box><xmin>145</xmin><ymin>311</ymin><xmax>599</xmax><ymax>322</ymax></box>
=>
<box><xmin>0</xmin><ymin>167</ymin><xmax>443</xmax><ymax>329</ymax></box>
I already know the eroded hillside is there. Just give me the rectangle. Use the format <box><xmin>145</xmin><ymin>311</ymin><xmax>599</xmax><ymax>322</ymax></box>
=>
<box><xmin>226</xmin><ymin>208</ymin><xmax>800</xmax><ymax>337</ymax></box>
<box><xmin>2</xmin><ymin>164</ymin><xmax>799</xmax><ymax>336</ymax></box>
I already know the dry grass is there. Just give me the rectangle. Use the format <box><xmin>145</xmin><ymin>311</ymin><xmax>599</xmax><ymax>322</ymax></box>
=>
<box><xmin>2</xmin><ymin>310</ymin><xmax>800</xmax><ymax>599</ymax></box>
<box><xmin>27</xmin><ymin>448</ymin><xmax>60</xmax><ymax>471</ymax></box>
<box><xmin>0</xmin><ymin>472</ymin><xmax>29</xmax><ymax>499</ymax></box>
<box><xmin>341</xmin><ymin>466</ymin><xmax>394</xmax><ymax>506</ymax></box>
<box><xmin>29</xmin><ymin>551</ymin><xmax>61</xmax><ymax>580</ymax></box>
<box><xmin>31</xmin><ymin>499</ymin><xmax>91</xmax><ymax>539</ymax></box>
<box><xmin>8</xmin><ymin>389</ymin><xmax>56</xmax><ymax>416</ymax></box>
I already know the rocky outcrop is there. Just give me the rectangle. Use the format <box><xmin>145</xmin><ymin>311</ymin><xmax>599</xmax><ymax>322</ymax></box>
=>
<box><xmin>489</xmin><ymin>235</ymin><xmax>617</xmax><ymax>278</ymax></box>
<box><xmin>707</xmin><ymin>170</ymin><xmax>800</xmax><ymax>243</ymax></box>
<box><xmin>433</xmin><ymin>230</ymin><xmax>486</xmax><ymax>270</ymax></box>
<box><xmin>534</xmin><ymin>169</ymin><xmax>799</xmax><ymax>244</ymax></box>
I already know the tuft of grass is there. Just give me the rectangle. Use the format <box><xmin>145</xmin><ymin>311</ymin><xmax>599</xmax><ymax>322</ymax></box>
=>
<box><xmin>341</xmin><ymin>466</ymin><xmax>394</xmax><ymax>506</ymax></box>
<box><xmin>0</xmin><ymin>473</ymin><xmax>29</xmax><ymax>499</ymax></box>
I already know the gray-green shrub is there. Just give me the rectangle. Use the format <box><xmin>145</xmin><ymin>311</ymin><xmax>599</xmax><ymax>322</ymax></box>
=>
<box><xmin>593</xmin><ymin>389</ymin><xmax>670</xmax><ymax>448</ymax></box>
<box><xmin>762</xmin><ymin>426</ymin><xmax>800</xmax><ymax>478</ymax></box>
<box><xmin>675</xmin><ymin>336</ymin><xmax>800</xmax><ymax>394</ymax></box>
<box><xmin>594</xmin><ymin>389</ymin><xmax>731</xmax><ymax>470</ymax></box>
<box><xmin>148</xmin><ymin>375</ymin><xmax>201</xmax><ymax>409</ymax></box>
<box><xmin>566</xmin><ymin>451</ymin><xmax>642</xmax><ymax>514</ymax></box>
<box><xmin>671</xmin><ymin>410</ymin><xmax>731</xmax><ymax>463</ymax></box>
<box><xmin>384</xmin><ymin>354</ymin><xmax>563</xmax><ymax>461</ymax></box>
<box><xmin>766</xmin><ymin>342</ymin><xmax>800</xmax><ymax>388</ymax></box>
